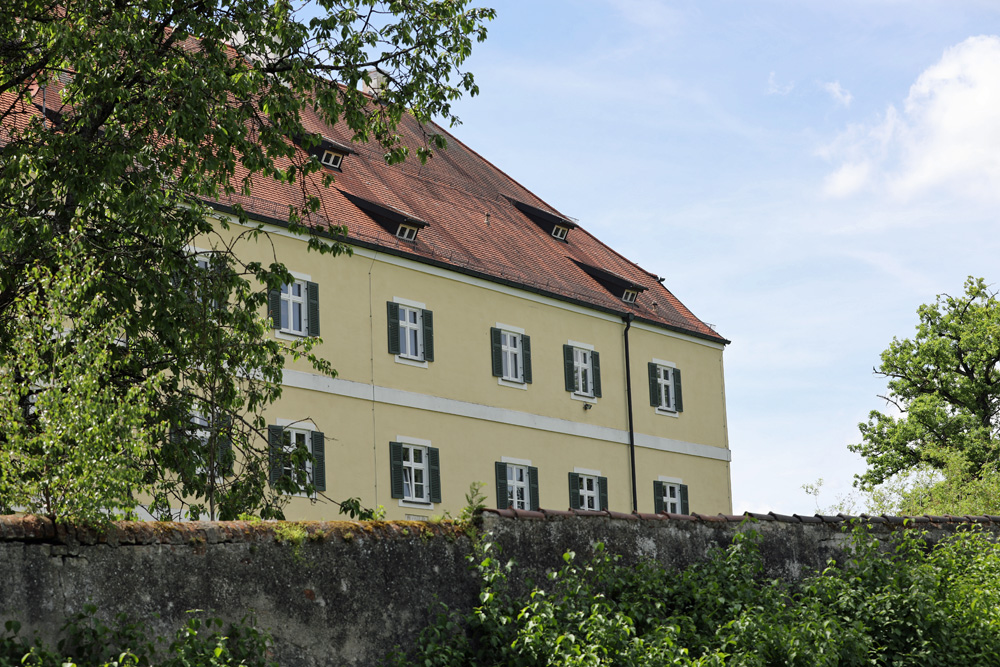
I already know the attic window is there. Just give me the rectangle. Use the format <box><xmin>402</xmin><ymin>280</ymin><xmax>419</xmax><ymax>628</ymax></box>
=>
<box><xmin>506</xmin><ymin>197</ymin><xmax>577</xmax><ymax>242</ymax></box>
<box><xmin>622</xmin><ymin>289</ymin><xmax>638</xmax><ymax>303</ymax></box>
<box><xmin>551</xmin><ymin>225</ymin><xmax>569</xmax><ymax>241</ymax></box>
<box><xmin>321</xmin><ymin>150</ymin><xmax>344</xmax><ymax>169</ymax></box>
<box><xmin>396</xmin><ymin>224</ymin><xmax>419</xmax><ymax>241</ymax></box>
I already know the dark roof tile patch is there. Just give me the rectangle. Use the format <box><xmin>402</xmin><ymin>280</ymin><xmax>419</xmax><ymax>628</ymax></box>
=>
<box><xmin>746</xmin><ymin>512</ymin><xmax>776</xmax><ymax>522</ymax></box>
<box><xmin>768</xmin><ymin>513</ymin><xmax>799</xmax><ymax>523</ymax></box>
<box><xmin>817</xmin><ymin>515</ymin><xmax>845</xmax><ymax>523</ymax></box>
<box><xmin>794</xmin><ymin>514</ymin><xmax>823</xmax><ymax>524</ymax></box>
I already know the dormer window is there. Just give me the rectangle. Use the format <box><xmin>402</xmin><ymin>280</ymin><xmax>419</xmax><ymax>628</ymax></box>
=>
<box><xmin>551</xmin><ymin>225</ymin><xmax>569</xmax><ymax>241</ymax></box>
<box><xmin>622</xmin><ymin>289</ymin><xmax>638</xmax><ymax>303</ymax></box>
<box><xmin>396</xmin><ymin>224</ymin><xmax>419</xmax><ymax>242</ymax></box>
<box><xmin>506</xmin><ymin>197</ymin><xmax>577</xmax><ymax>243</ymax></box>
<box><xmin>321</xmin><ymin>150</ymin><xmax>344</xmax><ymax>169</ymax></box>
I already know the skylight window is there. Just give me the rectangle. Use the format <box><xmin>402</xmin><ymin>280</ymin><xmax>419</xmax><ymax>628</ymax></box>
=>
<box><xmin>396</xmin><ymin>224</ymin><xmax>419</xmax><ymax>241</ymax></box>
<box><xmin>321</xmin><ymin>150</ymin><xmax>343</xmax><ymax>169</ymax></box>
<box><xmin>551</xmin><ymin>225</ymin><xmax>569</xmax><ymax>241</ymax></box>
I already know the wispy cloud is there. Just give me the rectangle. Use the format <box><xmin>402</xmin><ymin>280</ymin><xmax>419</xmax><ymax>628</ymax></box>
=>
<box><xmin>822</xmin><ymin>35</ymin><xmax>1000</xmax><ymax>201</ymax></box>
<box><xmin>767</xmin><ymin>71</ymin><xmax>794</xmax><ymax>95</ymax></box>
<box><xmin>823</xmin><ymin>80</ymin><xmax>853</xmax><ymax>107</ymax></box>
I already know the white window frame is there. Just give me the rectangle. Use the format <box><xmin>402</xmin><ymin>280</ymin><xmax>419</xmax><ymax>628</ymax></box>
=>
<box><xmin>279</xmin><ymin>277</ymin><xmax>308</xmax><ymax>337</ymax></box>
<box><xmin>320</xmin><ymin>150</ymin><xmax>343</xmax><ymax>169</ymax></box>
<box><xmin>401</xmin><ymin>443</ymin><xmax>431</xmax><ymax>504</ymax></box>
<box><xmin>397</xmin><ymin>304</ymin><xmax>423</xmax><ymax>360</ymax></box>
<box><xmin>281</xmin><ymin>427</ymin><xmax>313</xmax><ymax>497</ymax></box>
<box><xmin>551</xmin><ymin>225</ymin><xmax>568</xmax><ymax>241</ymax></box>
<box><xmin>658</xmin><ymin>475</ymin><xmax>683</xmax><ymax>514</ymax></box>
<box><xmin>392</xmin><ymin>297</ymin><xmax>428</xmax><ymax>368</ymax></box>
<box><xmin>500</xmin><ymin>330</ymin><xmax>523</xmax><ymax>382</ymax></box>
<box><xmin>507</xmin><ymin>464</ymin><xmax>530</xmax><ymax>511</ymax></box>
<box><xmin>622</xmin><ymin>289</ymin><xmax>638</xmax><ymax>303</ymax></box>
<box><xmin>652</xmin><ymin>358</ymin><xmax>680</xmax><ymax>417</ymax></box>
<box><xmin>396</xmin><ymin>224</ymin><xmax>418</xmax><ymax>241</ymax></box>
<box><xmin>573</xmin><ymin>347</ymin><xmax>594</xmax><ymax>397</ymax></box>
<box><xmin>577</xmin><ymin>474</ymin><xmax>599</xmax><ymax>510</ymax></box>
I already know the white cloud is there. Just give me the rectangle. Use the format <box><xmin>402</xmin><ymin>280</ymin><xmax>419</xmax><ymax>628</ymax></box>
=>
<box><xmin>823</xmin><ymin>35</ymin><xmax>1000</xmax><ymax>201</ymax></box>
<box><xmin>823</xmin><ymin>80</ymin><xmax>853</xmax><ymax>107</ymax></box>
<box><xmin>767</xmin><ymin>71</ymin><xmax>794</xmax><ymax>95</ymax></box>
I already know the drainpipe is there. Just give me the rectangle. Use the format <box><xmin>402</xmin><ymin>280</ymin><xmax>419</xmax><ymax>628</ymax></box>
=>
<box><xmin>622</xmin><ymin>313</ymin><xmax>637</xmax><ymax>513</ymax></box>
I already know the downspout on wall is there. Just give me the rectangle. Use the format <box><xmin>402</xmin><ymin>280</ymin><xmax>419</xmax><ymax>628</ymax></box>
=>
<box><xmin>622</xmin><ymin>313</ymin><xmax>637</xmax><ymax>513</ymax></box>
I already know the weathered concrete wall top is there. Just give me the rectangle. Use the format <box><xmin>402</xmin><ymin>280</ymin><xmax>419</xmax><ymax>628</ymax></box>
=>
<box><xmin>2</xmin><ymin>510</ymin><xmax>998</xmax><ymax>667</ymax></box>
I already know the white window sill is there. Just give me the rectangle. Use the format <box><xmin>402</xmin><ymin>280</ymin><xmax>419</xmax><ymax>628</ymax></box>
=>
<box><xmin>571</xmin><ymin>392</ymin><xmax>596</xmax><ymax>403</ymax></box>
<box><xmin>398</xmin><ymin>498</ymin><xmax>434</xmax><ymax>509</ymax></box>
<box><xmin>655</xmin><ymin>407</ymin><xmax>679</xmax><ymax>418</ymax></box>
<box><xmin>498</xmin><ymin>377</ymin><xmax>527</xmax><ymax>390</ymax></box>
<box><xmin>275</xmin><ymin>329</ymin><xmax>307</xmax><ymax>342</ymax></box>
<box><xmin>394</xmin><ymin>355</ymin><xmax>428</xmax><ymax>368</ymax></box>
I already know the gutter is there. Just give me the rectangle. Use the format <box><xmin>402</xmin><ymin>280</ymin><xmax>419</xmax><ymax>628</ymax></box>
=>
<box><xmin>623</xmin><ymin>313</ymin><xmax>637</xmax><ymax>513</ymax></box>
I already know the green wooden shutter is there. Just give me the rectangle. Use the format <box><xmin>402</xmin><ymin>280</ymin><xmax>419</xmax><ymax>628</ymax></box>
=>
<box><xmin>653</xmin><ymin>481</ymin><xmax>665</xmax><ymax>514</ymax></box>
<box><xmin>428</xmin><ymin>447</ymin><xmax>441</xmax><ymax>503</ymax></box>
<box><xmin>648</xmin><ymin>362</ymin><xmax>660</xmax><ymax>407</ymax></box>
<box><xmin>680</xmin><ymin>484</ymin><xmax>689</xmax><ymax>515</ymax></box>
<box><xmin>389</xmin><ymin>441</ymin><xmax>404</xmax><ymax>499</ymax></box>
<box><xmin>311</xmin><ymin>430</ymin><xmax>326</xmax><ymax>492</ymax></box>
<box><xmin>386</xmin><ymin>302</ymin><xmax>401</xmax><ymax>354</ymax></box>
<box><xmin>306</xmin><ymin>281</ymin><xmax>320</xmax><ymax>336</ymax></box>
<box><xmin>598</xmin><ymin>477</ymin><xmax>609</xmax><ymax>511</ymax></box>
<box><xmin>591</xmin><ymin>351</ymin><xmax>602</xmax><ymax>398</ymax></box>
<box><xmin>421</xmin><ymin>309</ymin><xmax>434</xmax><ymax>361</ymax></box>
<box><xmin>490</xmin><ymin>328</ymin><xmax>503</xmax><ymax>377</ymax></box>
<box><xmin>268</xmin><ymin>425</ymin><xmax>283</xmax><ymax>486</ymax></box>
<box><xmin>268</xmin><ymin>289</ymin><xmax>281</xmax><ymax>329</ymax></box>
<box><xmin>563</xmin><ymin>345</ymin><xmax>575</xmax><ymax>392</ymax></box>
<box><xmin>568</xmin><ymin>472</ymin><xmax>581</xmax><ymax>510</ymax></box>
<box><xmin>673</xmin><ymin>368</ymin><xmax>683</xmax><ymax>412</ymax></box>
<box><xmin>495</xmin><ymin>462</ymin><xmax>508</xmax><ymax>509</ymax></box>
<box><xmin>522</xmin><ymin>334</ymin><xmax>532</xmax><ymax>384</ymax></box>
<box><xmin>528</xmin><ymin>466</ymin><xmax>540</xmax><ymax>511</ymax></box>
<box><xmin>216</xmin><ymin>414</ymin><xmax>233</xmax><ymax>476</ymax></box>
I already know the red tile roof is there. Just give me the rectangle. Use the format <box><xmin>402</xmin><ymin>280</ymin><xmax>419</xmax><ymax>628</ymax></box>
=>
<box><xmin>220</xmin><ymin>105</ymin><xmax>727</xmax><ymax>344</ymax></box>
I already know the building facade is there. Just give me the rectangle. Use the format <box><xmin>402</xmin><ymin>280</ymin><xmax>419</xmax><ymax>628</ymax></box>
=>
<box><xmin>206</xmin><ymin>105</ymin><xmax>732</xmax><ymax>520</ymax></box>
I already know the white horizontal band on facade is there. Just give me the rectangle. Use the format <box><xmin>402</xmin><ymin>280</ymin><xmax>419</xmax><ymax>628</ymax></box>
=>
<box><xmin>283</xmin><ymin>369</ymin><xmax>732</xmax><ymax>463</ymax></box>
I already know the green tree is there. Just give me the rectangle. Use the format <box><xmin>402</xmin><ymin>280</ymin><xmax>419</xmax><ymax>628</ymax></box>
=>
<box><xmin>0</xmin><ymin>0</ymin><xmax>494</xmax><ymax>521</ymax></box>
<box><xmin>851</xmin><ymin>277</ymin><xmax>1000</xmax><ymax>504</ymax></box>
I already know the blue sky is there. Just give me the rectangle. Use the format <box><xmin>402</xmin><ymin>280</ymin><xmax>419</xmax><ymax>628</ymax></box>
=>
<box><xmin>443</xmin><ymin>1</ymin><xmax>1000</xmax><ymax>513</ymax></box>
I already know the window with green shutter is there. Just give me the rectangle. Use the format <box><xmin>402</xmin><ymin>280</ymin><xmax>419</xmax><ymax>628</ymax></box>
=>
<box><xmin>649</xmin><ymin>362</ymin><xmax>683</xmax><ymax>412</ymax></box>
<box><xmin>492</xmin><ymin>327</ymin><xmax>531</xmax><ymax>384</ymax></box>
<box><xmin>389</xmin><ymin>301</ymin><xmax>433</xmax><ymax>362</ymax></box>
<box><xmin>390</xmin><ymin>441</ymin><xmax>440</xmax><ymax>504</ymax></box>
<box><xmin>497</xmin><ymin>461</ymin><xmax>538</xmax><ymax>510</ymax></box>
<box><xmin>565</xmin><ymin>344</ymin><xmax>600</xmax><ymax>397</ymax></box>
<box><xmin>654</xmin><ymin>480</ymin><xmax>688</xmax><ymax>514</ymax></box>
<box><xmin>569</xmin><ymin>472</ymin><xmax>608</xmax><ymax>510</ymax></box>
<box><xmin>270</xmin><ymin>279</ymin><xmax>319</xmax><ymax>336</ymax></box>
<box><xmin>267</xmin><ymin>424</ymin><xmax>324</xmax><ymax>494</ymax></box>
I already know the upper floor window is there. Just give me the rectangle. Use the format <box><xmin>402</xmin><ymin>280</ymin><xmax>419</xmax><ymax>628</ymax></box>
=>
<box><xmin>491</xmin><ymin>326</ymin><xmax>532</xmax><ymax>385</ymax></box>
<box><xmin>648</xmin><ymin>361</ymin><xmax>683</xmax><ymax>413</ymax></box>
<box><xmin>622</xmin><ymin>289</ymin><xmax>638</xmax><ymax>303</ymax></box>
<box><xmin>563</xmin><ymin>343</ymin><xmax>602</xmax><ymax>398</ymax></box>
<box><xmin>551</xmin><ymin>225</ymin><xmax>569</xmax><ymax>241</ymax></box>
<box><xmin>387</xmin><ymin>299</ymin><xmax>434</xmax><ymax>364</ymax></box>
<box><xmin>396</xmin><ymin>224</ymin><xmax>419</xmax><ymax>241</ymax></box>
<box><xmin>269</xmin><ymin>277</ymin><xmax>319</xmax><ymax>337</ymax></box>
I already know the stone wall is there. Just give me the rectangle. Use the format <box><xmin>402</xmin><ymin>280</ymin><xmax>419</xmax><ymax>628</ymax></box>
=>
<box><xmin>1</xmin><ymin>510</ymin><xmax>998</xmax><ymax>667</ymax></box>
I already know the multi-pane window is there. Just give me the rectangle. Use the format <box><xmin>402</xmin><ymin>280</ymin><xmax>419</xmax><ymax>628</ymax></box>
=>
<box><xmin>398</xmin><ymin>305</ymin><xmax>422</xmax><ymax>359</ymax></box>
<box><xmin>648</xmin><ymin>362</ymin><xmax>683</xmax><ymax>412</ymax></box>
<box><xmin>578</xmin><ymin>474</ymin><xmax>598</xmax><ymax>510</ymax></box>
<box><xmin>661</xmin><ymin>482</ymin><xmax>679</xmax><ymax>513</ymax></box>
<box><xmin>656</xmin><ymin>366</ymin><xmax>674</xmax><ymax>410</ymax></box>
<box><xmin>573</xmin><ymin>348</ymin><xmax>593</xmax><ymax>395</ymax></box>
<box><xmin>282</xmin><ymin>428</ymin><xmax>312</xmax><ymax>486</ymax></box>
<box><xmin>320</xmin><ymin>150</ymin><xmax>343</xmax><ymax>169</ymax></box>
<box><xmin>280</xmin><ymin>281</ymin><xmax>307</xmax><ymax>335</ymax></box>
<box><xmin>501</xmin><ymin>331</ymin><xmax>522</xmax><ymax>381</ymax></box>
<box><xmin>402</xmin><ymin>444</ymin><xmax>429</xmax><ymax>503</ymax></box>
<box><xmin>507</xmin><ymin>464</ymin><xmax>529</xmax><ymax>510</ymax></box>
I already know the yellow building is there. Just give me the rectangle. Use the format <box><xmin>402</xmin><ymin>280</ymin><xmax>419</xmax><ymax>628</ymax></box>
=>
<box><xmin>209</xmin><ymin>105</ymin><xmax>732</xmax><ymax>520</ymax></box>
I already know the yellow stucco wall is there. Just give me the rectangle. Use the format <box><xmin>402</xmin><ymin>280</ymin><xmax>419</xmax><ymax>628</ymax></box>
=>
<box><xmin>201</xmin><ymin>216</ymin><xmax>732</xmax><ymax>520</ymax></box>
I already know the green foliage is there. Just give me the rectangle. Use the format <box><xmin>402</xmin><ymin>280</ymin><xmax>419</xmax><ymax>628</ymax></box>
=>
<box><xmin>0</xmin><ymin>607</ymin><xmax>274</xmax><ymax>667</ymax></box>
<box><xmin>0</xmin><ymin>0</ymin><xmax>494</xmax><ymax>520</ymax></box>
<box><xmin>391</xmin><ymin>523</ymin><xmax>1000</xmax><ymax>666</ymax></box>
<box><xmin>851</xmin><ymin>277</ymin><xmax>1000</xmax><ymax>500</ymax></box>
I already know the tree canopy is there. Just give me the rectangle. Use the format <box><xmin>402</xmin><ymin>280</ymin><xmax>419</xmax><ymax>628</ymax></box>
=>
<box><xmin>0</xmin><ymin>0</ymin><xmax>494</xmax><ymax>521</ymax></box>
<box><xmin>851</xmin><ymin>277</ymin><xmax>1000</xmax><ymax>495</ymax></box>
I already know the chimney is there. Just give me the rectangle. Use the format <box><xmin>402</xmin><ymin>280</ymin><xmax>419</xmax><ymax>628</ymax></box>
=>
<box><xmin>362</xmin><ymin>69</ymin><xmax>388</xmax><ymax>96</ymax></box>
